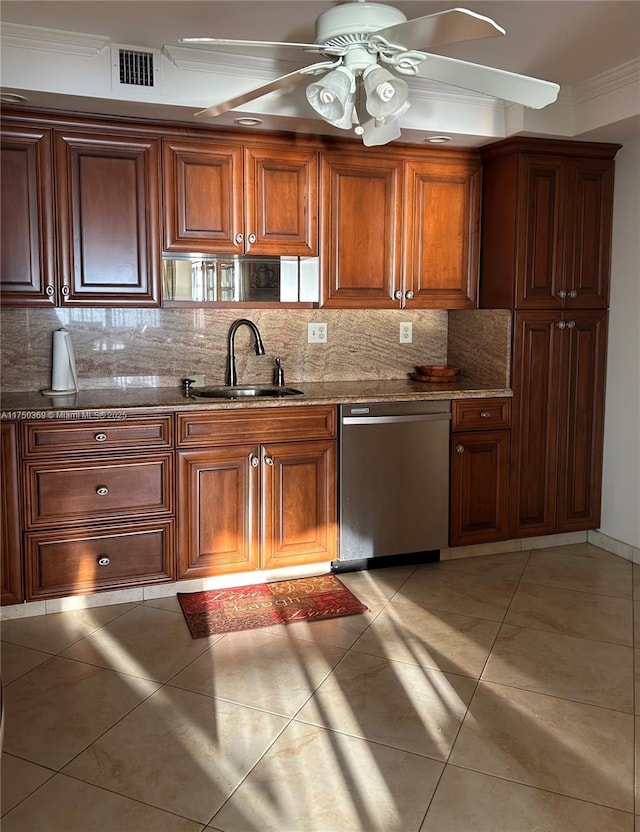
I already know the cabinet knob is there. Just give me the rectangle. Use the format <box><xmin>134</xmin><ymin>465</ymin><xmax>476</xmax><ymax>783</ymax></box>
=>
<box><xmin>566</xmin><ymin>319</ymin><xmax>576</xmax><ymax>329</ymax></box>
<box><xmin>94</xmin><ymin>432</ymin><xmax>107</xmax><ymax>442</ymax></box>
<box><xmin>405</xmin><ymin>291</ymin><xmax>414</xmax><ymax>300</ymax></box>
<box><xmin>568</xmin><ymin>289</ymin><xmax>578</xmax><ymax>298</ymax></box>
<box><xmin>96</xmin><ymin>486</ymin><xmax>109</xmax><ymax>496</ymax></box>
<box><xmin>556</xmin><ymin>320</ymin><xmax>567</xmax><ymax>329</ymax></box>
<box><xmin>456</xmin><ymin>444</ymin><xmax>465</xmax><ymax>454</ymax></box>
<box><xmin>393</xmin><ymin>290</ymin><xmax>402</xmax><ymax>300</ymax></box>
<box><xmin>480</xmin><ymin>411</ymin><xmax>491</xmax><ymax>418</ymax></box>
<box><xmin>264</xmin><ymin>456</ymin><xmax>274</xmax><ymax>466</ymax></box>
<box><xmin>97</xmin><ymin>556</ymin><xmax>111</xmax><ymax>567</ymax></box>
<box><xmin>235</xmin><ymin>232</ymin><xmax>244</xmax><ymax>244</ymax></box>
<box><xmin>557</xmin><ymin>289</ymin><xmax>567</xmax><ymax>299</ymax></box>
<box><xmin>61</xmin><ymin>285</ymin><xmax>70</xmax><ymax>296</ymax></box>
<box><xmin>247</xmin><ymin>233</ymin><xmax>257</xmax><ymax>244</ymax></box>
<box><xmin>45</xmin><ymin>285</ymin><xmax>55</xmax><ymax>297</ymax></box>
<box><xmin>250</xmin><ymin>456</ymin><xmax>259</xmax><ymax>467</ymax></box>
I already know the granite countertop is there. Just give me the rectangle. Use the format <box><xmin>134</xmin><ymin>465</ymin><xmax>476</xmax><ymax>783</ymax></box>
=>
<box><xmin>0</xmin><ymin>378</ymin><xmax>512</xmax><ymax>417</ymax></box>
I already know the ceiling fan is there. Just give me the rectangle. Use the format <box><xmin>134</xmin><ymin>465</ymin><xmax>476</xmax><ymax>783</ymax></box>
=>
<box><xmin>180</xmin><ymin>1</ymin><xmax>560</xmax><ymax>146</ymax></box>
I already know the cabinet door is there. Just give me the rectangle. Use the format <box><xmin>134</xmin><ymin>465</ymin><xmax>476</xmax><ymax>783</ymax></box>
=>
<box><xmin>162</xmin><ymin>139</ymin><xmax>243</xmax><ymax>254</ymax></box>
<box><xmin>244</xmin><ymin>146</ymin><xmax>318</xmax><ymax>255</ymax></box>
<box><xmin>321</xmin><ymin>152</ymin><xmax>402</xmax><ymax>308</ymax></box>
<box><xmin>403</xmin><ymin>159</ymin><xmax>480</xmax><ymax>309</ymax></box>
<box><xmin>565</xmin><ymin>160</ymin><xmax>614</xmax><ymax>309</ymax></box>
<box><xmin>261</xmin><ymin>440</ymin><xmax>337</xmax><ymax>570</ymax></box>
<box><xmin>511</xmin><ymin>311</ymin><xmax>562</xmax><ymax>537</ymax></box>
<box><xmin>1</xmin><ymin>423</ymin><xmax>23</xmax><ymax>605</ymax></box>
<box><xmin>1</xmin><ymin>126</ymin><xmax>56</xmax><ymax>305</ymax></box>
<box><xmin>450</xmin><ymin>430</ymin><xmax>510</xmax><ymax>547</ymax></box>
<box><xmin>56</xmin><ymin>130</ymin><xmax>161</xmax><ymax>305</ymax></box>
<box><xmin>514</xmin><ymin>155</ymin><xmax>566</xmax><ymax>309</ymax></box>
<box><xmin>556</xmin><ymin>310</ymin><xmax>608</xmax><ymax>531</ymax></box>
<box><xmin>177</xmin><ymin>446</ymin><xmax>259</xmax><ymax>578</ymax></box>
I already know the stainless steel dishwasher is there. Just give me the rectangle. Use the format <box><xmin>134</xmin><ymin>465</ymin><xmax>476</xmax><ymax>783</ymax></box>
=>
<box><xmin>336</xmin><ymin>400</ymin><xmax>451</xmax><ymax>566</ymax></box>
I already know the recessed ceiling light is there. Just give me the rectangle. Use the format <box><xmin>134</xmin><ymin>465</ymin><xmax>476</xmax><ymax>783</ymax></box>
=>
<box><xmin>234</xmin><ymin>117</ymin><xmax>263</xmax><ymax>127</ymax></box>
<box><xmin>426</xmin><ymin>135</ymin><xmax>452</xmax><ymax>144</ymax></box>
<box><xmin>1</xmin><ymin>92</ymin><xmax>28</xmax><ymax>104</ymax></box>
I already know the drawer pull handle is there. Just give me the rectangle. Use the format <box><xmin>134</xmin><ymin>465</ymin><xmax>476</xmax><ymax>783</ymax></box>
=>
<box><xmin>96</xmin><ymin>486</ymin><xmax>109</xmax><ymax>496</ymax></box>
<box><xmin>480</xmin><ymin>411</ymin><xmax>491</xmax><ymax>418</ymax></box>
<box><xmin>94</xmin><ymin>433</ymin><xmax>107</xmax><ymax>442</ymax></box>
<box><xmin>97</xmin><ymin>556</ymin><xmax>111</xmax><ymax>567</ymax></box>
<box><xmin>456</xmin><ymin>444</ymin><xmax>465</xmax><ymax>454</ymax></box>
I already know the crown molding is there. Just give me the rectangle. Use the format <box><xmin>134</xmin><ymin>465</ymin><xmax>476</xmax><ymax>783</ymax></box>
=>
<box><xmin>571</xmin><ymin>57</ymin><xmax>640</xmax><ymax>104</ymax></box>
<box><xmin>0</xmin><ymin>22</ymin><xmax>109</xmax><ymax>56</ymax></box>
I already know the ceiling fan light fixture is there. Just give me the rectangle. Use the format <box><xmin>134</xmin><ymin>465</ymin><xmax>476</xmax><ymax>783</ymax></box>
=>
<box><xmin>362</xmin><ymin>65</ymin><xmax>410</xmax><ymax>123</ymax></box>
<box><xmin>306</xmin><ymin>66</ymin><xmax>355</xmax><ymax>124</ymax></box>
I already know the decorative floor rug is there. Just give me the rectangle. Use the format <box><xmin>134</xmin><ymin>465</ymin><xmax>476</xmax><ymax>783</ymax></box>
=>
<box><xmin>177</xmin><ymin>574</ymin><xmax>369</xmax><ymax>638</ymax></box>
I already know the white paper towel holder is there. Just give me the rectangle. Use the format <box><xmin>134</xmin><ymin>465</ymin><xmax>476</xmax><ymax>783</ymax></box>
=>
<box><xmin>41</xmin><ymin>328</ymin><xmax>79</xmax><ymax>396</ymax></box>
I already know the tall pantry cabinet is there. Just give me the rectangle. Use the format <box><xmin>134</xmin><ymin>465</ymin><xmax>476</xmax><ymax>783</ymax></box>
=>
<box><xmin>480</xmin><ymin>138</ymin><xmax>619</xmax><ymax>540</ymax></box>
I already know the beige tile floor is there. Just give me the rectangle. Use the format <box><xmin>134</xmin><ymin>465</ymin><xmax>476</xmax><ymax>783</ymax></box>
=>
<box><xmin>1</xmin><ymin>542</ymin><xmax>638</xmax><ymax>831</ymax></box>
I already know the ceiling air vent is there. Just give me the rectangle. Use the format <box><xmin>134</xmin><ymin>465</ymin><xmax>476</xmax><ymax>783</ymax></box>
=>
<box><xmin>111</xmin><ymin>44</ymin><xmax>162</xmax><ymax>95</ymax></box>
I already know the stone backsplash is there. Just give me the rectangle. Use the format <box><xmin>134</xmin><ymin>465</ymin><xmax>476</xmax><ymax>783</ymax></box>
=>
<box><xmin>0</xmin><ymin>307</ymin><xmax>511</xmax><ymax>392</ymax></box>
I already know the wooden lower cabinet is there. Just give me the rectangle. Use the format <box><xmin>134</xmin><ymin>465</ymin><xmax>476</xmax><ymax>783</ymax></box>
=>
<box><xmin>449</xmin><ymin>399</ymin><xmax>511</xmax><ymax>547</ymax></box>
<box><xmin>177</xmin><ymin>439</ymin><xmax>337</xmax><ymax>578</ymax></box>
<box><xmin>1</xmin><ymin>422</ymin><xmax>23</xmax><ymax>605</ymax></box>
<box><xmin>511</xmin><ymin>310</ymin><xmax>607</xmax><ymax>537</ymax></box>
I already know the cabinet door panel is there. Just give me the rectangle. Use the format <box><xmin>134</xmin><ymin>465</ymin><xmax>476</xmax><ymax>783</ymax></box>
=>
<box><xmin>515</xmin><ymin>156</ymin><xmax>565</xmax><ymax>308</ymax></box>
<box><xmin>511</xmin><ymin>312</ymin><xmax>561</xmax><ymax>536</ymax></box>
<box><xmin>177</xmin><ymin>446</ymin><xmax>259</xmax><ymax>578</ymax></box>
<box><xmin>556</xmin><ymin>311</ymin><xmax>608</xmax><ymax>531</ymax></box>
<box><xmin>244</xmin><ymin>147</ymin><xmax>318</xmax><ymax>255</ymax></box>
<box><xmin>56</xmin><ymin>131</ymin><xmax>161</xmax><ymax>305</ymax></box>
<box><xmin>262</xmin><ymin>440</ymin><xmax>336</xmax><ymax>569</ymax></box>
<box><xmin>566</xmin><ymin>161</ymin><xmax>614</xmax><ymax>309</ymax></box>
<box><xmin>163</xmin><ymin>140</ymin><xmax>243</xmax><ymax>253</ymax></box>
<box><xmin>404</xmin><ymin>160</ymin><xmax>480</xmax><ymax>309</ymax></box>
<box><xmin>1</xmin><ymin>126</ymin><xmax>56</xmax><ymax>305</ymax></box>
<box><xmin>450</xmin><ymin>430</ymin><xmax>510</xmax><ymax>547</ymax></box>
<box><xmin>321</xmin><ymin>154</ymin><xmax>401</xmax><ymax>308</ymax></box>
<box><xmin>1</xmin><ymin>423</ymin><xmax>23</xmax><ymax>604</ymax></box>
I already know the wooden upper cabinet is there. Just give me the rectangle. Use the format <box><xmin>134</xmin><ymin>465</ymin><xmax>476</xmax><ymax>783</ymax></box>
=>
<box><xmin>480</xmin><ymin>138</ymin><xmax>619</xmax><ymax>310</ymax></box>
<box><xmin>0</xmin><ymin>125</ymin><xmax>56</xmax><ymax>305</ymax></box>
<box><xmin>55</xmin><ymin>130</ymin><xmax>161</xmax><ymax>306</ymax></box>
<box><xmin>321</xmin><ymin>151</ymin><xmax>402</xmax><ymax>308</ymax></box>
<box><xmin>403</xmin><ymin>158</ymin><xmax>480</xmax><ymax>309</ymax></box>
<box><xmin>162</xmin><ymin>139</ymin><xmax>318</xmax><ymax>256</ymax></box>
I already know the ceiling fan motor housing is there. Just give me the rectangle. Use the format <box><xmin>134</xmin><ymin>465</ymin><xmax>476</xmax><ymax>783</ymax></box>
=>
<box><xmin>314</xmin><ymin>2</ymin><xmax>407</xmax><ymax>44</ymax></box>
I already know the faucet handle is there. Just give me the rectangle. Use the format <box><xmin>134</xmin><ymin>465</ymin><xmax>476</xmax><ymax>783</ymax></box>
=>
<box><xmin>273</xmin><ymin>357</ymin><xmax>285</xmax><ymax>387</ymax></box>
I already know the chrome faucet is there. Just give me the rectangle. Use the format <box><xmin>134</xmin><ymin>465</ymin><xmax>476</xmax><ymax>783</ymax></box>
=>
<box><xmin>226</xmin><ymin>318</ymin><xmax>266</xmax><ymax>386</ymax></box>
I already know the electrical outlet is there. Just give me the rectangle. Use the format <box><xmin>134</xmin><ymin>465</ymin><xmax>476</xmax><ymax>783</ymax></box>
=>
<box><xmin>399</xmin><ymin>322</ymin><xmax>413</xmax><ymax>343</ymax></box>
<box><xmin>308</xmin><ymin>322</ymin><xmax>328</xmax><ymax>343</ymax></box>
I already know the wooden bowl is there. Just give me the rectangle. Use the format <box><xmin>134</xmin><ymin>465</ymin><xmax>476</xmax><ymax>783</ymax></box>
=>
<box><xmin>415</xmin><ymin>365</ymin><xmax>460</xmax><ymax>377</ymax></box>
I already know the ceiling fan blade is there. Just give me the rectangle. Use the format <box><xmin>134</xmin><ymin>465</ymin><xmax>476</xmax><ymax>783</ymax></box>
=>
<box><xmin>373</xmin><ymin>8</ymin><xmax>505</xmax><ymax>52</ymax></box>
<box><xmin>415</xmin><ymin>53</ymin><xmax>560</xmax><ymax>109</ymax></box>
<box><xmin>194</xmin><ymin>60</ymin><xmax>339</xmax><ymax>118</ymax></box>
<box><xmin>179</xmin><ymin>37</ymin><xmax>345</xmax><ymax>59</ymax></box>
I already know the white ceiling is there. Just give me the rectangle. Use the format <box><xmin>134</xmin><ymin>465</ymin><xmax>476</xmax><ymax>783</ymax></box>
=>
<box><xmin>2</xmin><ymin>0</ymin><xmax>639</xmax><ymax>147</ymax></box>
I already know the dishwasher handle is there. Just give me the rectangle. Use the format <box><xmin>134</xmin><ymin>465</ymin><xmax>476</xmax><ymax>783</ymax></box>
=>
<box><xmin>342</xmin><ymin>413</ymin><xmax>451</xmax><ymax>426</ymax></box>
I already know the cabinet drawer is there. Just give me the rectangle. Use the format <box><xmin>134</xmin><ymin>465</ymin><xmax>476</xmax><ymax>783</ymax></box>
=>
<box><xmin>452</xmin><ymin>398</ymin><xmax>511</xmax><ymax>431</ymax></box>
<box><xmin>22</xmin><ymin>415</ymin><xmax>174</xmax><ymax>457</ymax></box>
<box><xmin>177</xmin><ymin>405</ymin><xmax>337</xmax><ymax>447</ymax></box>
<box><xmin>25</xmin><ymin>519</ymin><xmax>174</xmax><ymax>600</ymax></box>
<box><xmin>24</xmin><ymin>452</ymin><xmax>174</xmax><ymax>529</ymax></box>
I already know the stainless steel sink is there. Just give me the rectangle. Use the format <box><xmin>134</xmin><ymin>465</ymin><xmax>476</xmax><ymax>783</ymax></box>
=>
<box><xmin>188</xmin><ymin>385</ymin><xmax>304</xmax><ymax>400</ymax></box>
